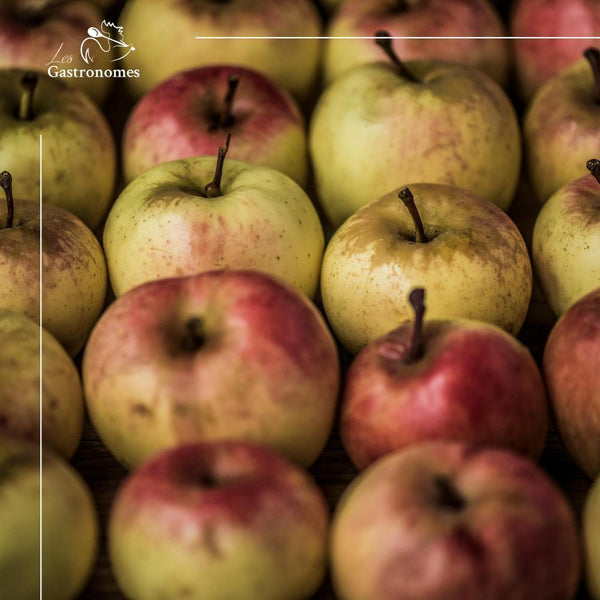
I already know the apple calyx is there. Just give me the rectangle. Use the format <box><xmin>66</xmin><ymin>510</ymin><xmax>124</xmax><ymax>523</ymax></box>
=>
<box><xmin>433</xmin><ymin>475</ymin><xmax>466</xmax><ymax>512</ymax></box>
<box><xmin>405</xmin><ymin>287</ymin><xmax>426</xmax><ymax>364</ymax></box>
<box><xmin>374</xmin><ymin>31</ymin><xmax>419</xmax><ymax>83</ymax></box>
<box><xmin>204</xmin><ymin>134</ymin><xmax>231</xmax><ymax>198</ymax></box>
<box><xmin>19</xmin><ymin>72</ymin><xmax>38</xmax><ymax>122</ymax></box>
<box><xmin>0</xmin><ymin>171</ymin><xmax>14</xmax><ymax>229</ymax></box>
<box><xmin>399</xmin><ymin>187</ymin><xmax>429</xmax><ymax>243</ymax></box>
<box><xmin>181</xmin><ymin>317</ymin><xmax>206</xmax><ymax>353</ymax></box>
<box><xmin>209</xmin><ymin>74</ymin><xmax>240</xmax><ymax>132</ymax></box>
<box><xmin>587</xmin><ymin>159</ymin><xmax>600</xmax><ymax>184</ymax></box>
<box><xmin>584</xmin><ymin>48</ymin><xmax>600</xmax><ymax>104</ymax></box>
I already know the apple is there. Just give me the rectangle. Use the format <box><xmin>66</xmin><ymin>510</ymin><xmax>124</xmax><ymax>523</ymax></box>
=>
<box><xmin>119</xmin><ymin>0</ymin><xmax>322</xmax><ymax>101</ymax></box>
<box><xmin>0</xmin><ymin>309</ymin><xmax>83</xmax><ymax>458</ymax></box>
<box><xmin>0</xmin><ymin>171</ymin><xmax>108</xmax><ymax>356</ymax></box>
<box><xmin>323</xmin><ymin>0</ymin><xmax>509</xmax><ymax>86</ymax></box>
<box><xmin>512</xmin><ymin>0</ymin><xmax>600</xmax><ymax>102</ymax></box>
<box><xmin>524</xmin><ymin>48</ymin><xmax>600</xmax><ymax>205</ymax></box>
<box><xmin>0</xmin><ymin>1</ymin><xmax>113</xmax><ymax>104</ymax></box>
<box><xmin>122</xmin><ymin>66</ymin><xmax>309</xmax><ymax>186</ymax></box>
<box><xmin>310</xmin><ymin>33</ymin><xmax>521</xmax><ymax>228</ymax></box>
<box><xmin>341</xmin><ymin>288</ymin><xmax>548</xmax><ymax>469</ymax></box>
<box><xmin>103</xmin><ymin>140</ymin><xmax>324</xmax><ymax>299</ymax></box>
<box><xmin>331</xmin><ymin>441</ymin><xmax>581</xmax><ymax>600</ymax></box>
<box><xmin>109</xmin><ymin>441</ymin><xmax>329</xmax><ymax>600</ymax></box>
<box><xmin>83</xmin><ymin>269</ymin><xmax>340</xmax><ymax>469</ymax></box>
<box><xmin>321</xmin><ymin>184</ymin><xmax>532</xmax><ymax>354</ymax></box>
<box><xmin>585</xmin><ymin>474</ymin><xmax>600</xmax><ymax>599</ymax></box>
<box><xmin>532</xmin><ymin>159</ymin><xmax>600</xmax><ymax>315</ymax></box>
<box><xmin>543</xmin><ymin>287</ymin><xmax>600</xmax><ymax>478</ymax></box>
<box><xmin>0</xmin><ymin>69</ymin><xmax>117</xmax><ymax>230</ymax></box>
<box><xmin>0</xmin><ymin>433</ymin><xmax>98</xmax><ymax>600</ymax></box>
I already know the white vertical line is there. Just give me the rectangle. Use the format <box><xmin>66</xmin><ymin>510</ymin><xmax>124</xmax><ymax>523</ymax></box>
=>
<box><xmin>39</xmin><ymin>133</ymin><xmax>42</xmax><ymax>600</ymax></box>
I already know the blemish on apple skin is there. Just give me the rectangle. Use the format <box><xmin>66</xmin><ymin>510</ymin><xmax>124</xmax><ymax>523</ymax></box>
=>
<box><xmin>132</xmin><ymin>404</ymin><xmax>153</xmax><ymax>418</ymax></box>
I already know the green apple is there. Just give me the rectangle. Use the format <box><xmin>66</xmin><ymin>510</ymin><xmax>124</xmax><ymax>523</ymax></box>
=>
<box><xmin>532</xmin><ymin>159</ymin><xmax>600</xmax><ymax>315</ymax></box>
<box><xmin>103</xmin><ymin>142</ymin><xmax>324</xmax><ymax>298</ymax></box>
<box><xmin>321</xmin><ymin>184</ymin><xmax>532</xmax><ymax>354</ymax></box>
<box><xmin>524</xmin><ymin>48</ymin><xmax>600</xmax><ymax>205</ymax></box>
<box><xmin>0</xmin><ymin>434</ymin><xmax>98</xmax><ymax>600</ymax></box>
<box><xmin>119</xmin><ymin>0</ymin><xmax>322</xmax><ymax>101</ymax></box>
<box><xmin>310</xmin><ymin>33</ymin><xmax>521</xmax><ymax>228</ymax></box>
<box><xmin>0</xmin><ymin>172</ymin><xmax>108</xmax><ymax>356</ymax></box>
<box><xmin>585</xmin><ymin>474</ymin><xmax>600</xmax><ymax>599</ymax></box>
<box><xmin>0</xmin><ymin>70</ymin><xmax>116</xmax><ymax>230</ymax></box>
<box><xmin>0</xmin><ymin>309</ymin><xmax>83</xmax><ymax>458</ymax></box>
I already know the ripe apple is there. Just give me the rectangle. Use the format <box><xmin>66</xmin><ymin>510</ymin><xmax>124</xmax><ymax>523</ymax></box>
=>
<box><xmin>331</xmin><ymin>441</ymin><xmax>581</xmax><ymax>600</ymax></box>
<box><xmin>532</xmin><ymin>159</ymin><xmax>600</xmax><ymax>315</ymax></box>
<box><xmin>0</xmin><ymin>69</ymin><xmax>117</xmax><ymax>230</ymax></box>
<box><xmin>122</xmin><ymin>66</ymin><xmax>309</xmax><ymax>186</ymax></box>
<box><xmin>512</xmin><ymin>0</ymin><xmax>600</xmax><ymax>102</ymax></box>
<box><xmin>0</xmin><ymin>309</ymin><xmax>83</xmax><ymax>458</ymax></box>
<box><xmin>119</xmin><ymin>0</ymin><xmax>322</xmax><ymax>101</ymax></box>
<box><xmin>585</xmin><ymin>474</ymin><xmax>600</xmax><ymax>599</ymax></box>
<box><xmin>0</xmin><ymin>172</ymin><xmax>108</xmax><ymax>356</ymax></box>
<box><xmin>341</xmin><ymin>288</ymin><xmax>548</xmax><ymax>469</ymax></box>
<box><xmin>543</xmin><ymin>287</ymin><xmax>600</xmax><ymax>478</ymax></box>
<box><xmin>321</xmin><ymin>184</ymin><xmax>532</xmax><ymax>354</ymax></box>
<box><xmin>0</xmin><ymin>1</ymin><xmax>113</xmax><ymax>104</ymax></box>
<box><xmin>310</xmin><ymin>33</ymin><xmax>521</xmax><ymax>227</ymax></box>
<box><xmin>104</xmin><ymin>142</ymin><xmax>324</xmax><ymax>298</ymax></box>
<box><xmin>109</xmin><ymin>441</ymin><xmax>329</xmax><ymax>600</ymax></box>
<box><xmin>0</xmin><ymin>434</ymin><xmax>98</xmax><ymax>600</ymax></box>
<box><xmin>324</xmin><ymin>0</ymin><xmax>509</xmax><ymax>86</ymax></box>
<box><xmin>83</xmin><ymin>270</ymin><xmax>340</xmax><ymax>469</ymax></box>
<box><xmin>524</xmin><ymin>48</ymin><xmax>600</xmax><ymax>205</ymax></box>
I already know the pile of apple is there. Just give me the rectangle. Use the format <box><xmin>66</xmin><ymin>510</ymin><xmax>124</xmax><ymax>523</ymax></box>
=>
<box><xmin>0</xmin><ymin>0</ymin><xmax>599</xmax><ymax>599</ymax></box>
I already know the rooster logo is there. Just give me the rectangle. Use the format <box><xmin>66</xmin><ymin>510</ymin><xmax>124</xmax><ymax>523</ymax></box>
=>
<box><xmin>80</xmin><ymin>21</ymin><xmax>135</xmax><ymax>64</ymax></box>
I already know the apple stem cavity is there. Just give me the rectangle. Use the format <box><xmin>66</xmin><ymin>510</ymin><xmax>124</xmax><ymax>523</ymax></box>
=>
<box><xmin>433</xmin><ymin>475</ymin><xmax>466</xmax><ymax>512</ymax></box>
<box><xmin>181</xmin><ymin>317</ymin><xmax>206</xmax><ymax>353</ymax></box>
<box><xmin>584</xmin><ymin>48</ymin><xmax>600</xmax><ymax>104</ymax></box>
<box><xmin>405</xmin><ymin>288</ymin><xmax>426</xmax><ymax>363</ymax></box>
<box><xmin>219</xmin><ymin>74</ymin><xmax>240</xmax><ymax>129</ymax></box>
<box><xmin>19</xmin><ymin>72</ymin><xmax>38</xmax><ymax>121</ymax></box>
<box><xmin>399</xmin><ymin>187</ymin><xmax>429</xmax><ymax>243</ymax></box>
<box><xmin>204</xmin><ymin>134</ymin><xmax>231</xmax><ymax>198</ymax></box>
<box><xmin>0</xmin><ymin>171</ymin><xmax>14</xmax><ymax>229</ymax></box>
<box><xmin>587</xmin><ymin>158</ymin><xmax>600</xmax><ymax>184</ymax></box>
<box><xmin>374</xmin><ymin>31</ymin><xmax>419</xmax><ymax>83</ymax></box>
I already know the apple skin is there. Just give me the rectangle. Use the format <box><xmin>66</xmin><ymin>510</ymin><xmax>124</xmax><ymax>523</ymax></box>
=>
<box><xmin>320</xmin><ymin>183</ymin><xmax>532</xmax><ymax>354</ymax></box>
<box><xmin>0</xmin><ymin>198</ymin><xmax>107</xmax><ymax>356</ymax></box>
<box><xmin>0</xmin><ymin>69</ymin><xmax>117</xmax><ymax>230</ymax></box>
<box><xmin>103</xmin><ymin>156</ymin><xmax>324</xmax><ymax>299</ymax></box>
<box><xmin>331</xmin><ymin>441</ymin><xmax>581</xmax><ymax>600</ymax></box>
<box><xmin>532</xmin><ymin>173</ymin><xmax>600</xmax><ymax>315</ymax></box>
<box><xmin>512</xmin><ymin>0</ymin><xmax>600</xmax><ymax>102</ymax></box>
<box><xmin>524</xmin><ymin>56</ymin><xmax>600</xmax><ymax>205</ymax></box>
<box><xmin>82</xmin><ymin>270</ymin><xmax>340</xmax><ymax>469</ymax></box>
<box><xmin>0</xmin><ymin>2</ymin><xmax>113</xmax><ymax>104</ymax></box>
<box><xmin>0</xmin><ymin>309</ymin><xmax>83</xmax><ymax>458</ymax></box>
<box><xmin>109</xmin><ymin>441</ymin><xmax>329</xmax><ymax>600</ymax></box>
<box><xmin>119</xmin><ymin>0</ymin><xmax>322</xmax><ymax>101</ymax></box>
<box><xmin>310</xmin><ymin>58</ymin><xmax>521</xmax><ymax>227</ymax></box>
<box><xmin>341</xmin><ymin>318</ymin><xmax>548</xmax><ymax>469</ymax></box>
<box><xmin>0</xmin><ymin>434</ymin><xmax>98</xmax><ymax>600</ymax></box>
<box><xmin>324</xmin><ymin>0</ymin><xmax>509</xmax><ymax>86</ymax></box>
<box><xmin>122</xmin><ymin>66</ymin><xmax>309</xmax><ymax>186</ymax></box>
<box><xmin>585</xmin><ymin>474</ymin><xmax>600</xmax><ymax>599</ymax></box>
<box><xmin>543</xmin><ymin>287</ymin><xmax>600</xmax><ymax>478</ymax></box>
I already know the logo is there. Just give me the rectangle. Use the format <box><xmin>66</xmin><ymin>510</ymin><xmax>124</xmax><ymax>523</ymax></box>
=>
<box><xmin>80</xmin><ymin>21</ymin><xmax>135</xmax><ymax>64</ymax></box>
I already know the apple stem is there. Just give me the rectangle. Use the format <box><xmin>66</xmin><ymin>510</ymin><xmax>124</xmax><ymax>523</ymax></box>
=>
<box><xmin>19</xmin><ymin>72</ymin><xmax>38</xmax><ymax>121</ymax></box>
<box><xmin>405</xmin><ymin>288</ymin><xmax>426</xmax><ymax>363</ymax></box>
<box><xmin>181</xmin><ymin>317</ymin><xmax>205</xmax><ymax>352</ymax></box>
<box><xmin>433</xmin><ymin>475</ymin><xmax>466</xmax><ymax>511</ymax></box>
<box><xmin>374</xmin><ymin>31</ymin><xmax>419</xmax><ymax>83</ymax></box>
<box><xmin>399</xmin><ymin>187</ymin><xmax>428</xmax><ymax>243</ymax></box>
<box><xmin>0</xmin><ymin>171</ymin><xmax>14</xmax><ymax>229</ymax></box>
<box><xmin>204</xmin><ymin>134</ymin><xmax>231</xmax><ymax>198</ymax></box>
<box><xmin>584</xmin><ymin>48</ymin><xmax>600</xmax><ymax>104</ymax></box>
<box><xmin>587</xmin><ymin>159</ymin><xmax>600</xmax><ymax>184</ymax></box>
<box><xmin>219</xmin><ymin>74</ymin><xmax>240</xmax><ymax>129</ymax></box>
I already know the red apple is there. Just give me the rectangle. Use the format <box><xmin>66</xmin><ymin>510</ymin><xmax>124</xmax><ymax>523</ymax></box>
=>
<box><xmin>109</xmin><ymin>441</ymin><xmax>329</xmax><ymax>600</ymax></box>
<box><xmin>123</xmin><ymin>66</ymin><xmax>308</xmax><ymax>186</ymax></box>
<box><xmin>341</xmin><ymin>289</ymin><xmax>548</xmax><ymax>469</ymax></box>
<box><xmin>511</xmin><ymin>0</ymin><xmax>600</xmax><ymax>101</ymax></box>
<box><xmin>543</xmin><ymin>286</ymin><xmax>600</xmax><ymax>478</ymax></box>
<box><xmin>83</xmin><ymin>270</ymin><xmax>340</xmax><ymax>469</ymax></box>
<box><xmin>331</xmin><ymin>441</ymin><xmax>581</xmax><ymax>600</ymax></box>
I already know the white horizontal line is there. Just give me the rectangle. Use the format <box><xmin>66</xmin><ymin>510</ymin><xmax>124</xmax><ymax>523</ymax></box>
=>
<box><xmin>195</xmin><ymin>36</ymin><xmax>600</xmax><ymax>40</ymax></box>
